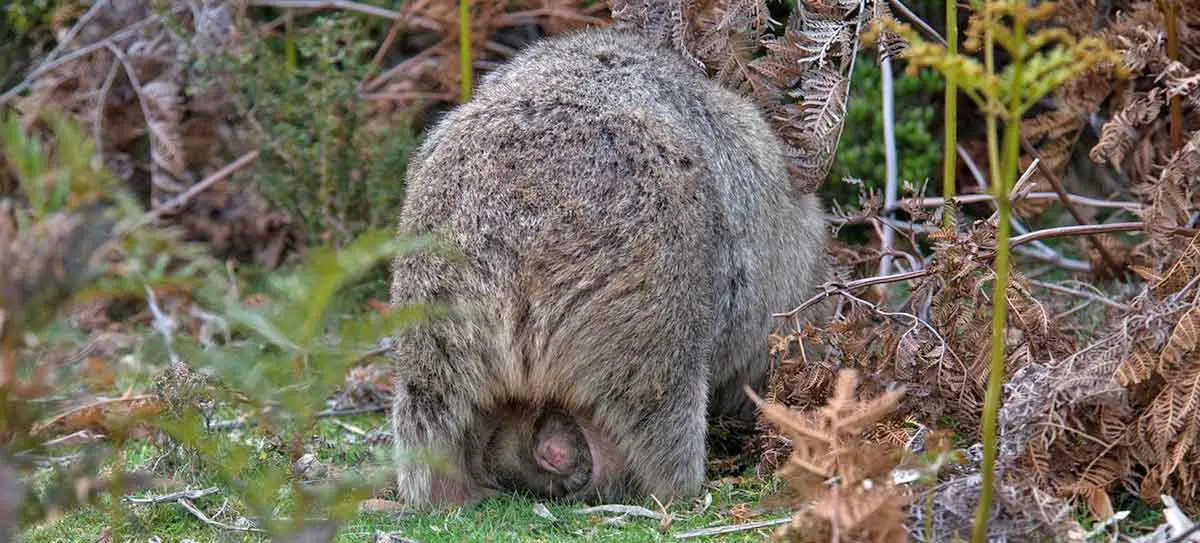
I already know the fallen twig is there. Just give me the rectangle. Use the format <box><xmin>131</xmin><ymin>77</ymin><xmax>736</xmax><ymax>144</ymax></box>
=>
<box><xmin>207</xmin><ymin>404</ymin><xmax>388</xmax><ymax>431</ymax></box>
<box><xmin>177</xmin><ymin>497</ymin><xmax>265</xmax><ymax>533</ymax></box>
<box><xmin>0</xmin><ymin>16</ymin><xmax>163</xmax><ymax>106</ymax></box>
<box><xmin>673</xmin><ymin>517</ymin><xmax>792</xmax><ymax>539</ymax></box>
<box><xmin>124</xmin><ymin>487</ymin><xmax>219</xmax><ymax>504</ymax></box>
<box><xmin>574</xmin><ymin>504</ymin><xmax>665</xmax><ymax>520</ymax></box>
<box><xmin>144</xmin><ymin>284</ymin><xmax>181</xmax><ymax>365</ymax></box>
<box><xmin>331</xmin><ymin>419</ymin><xmax>367</xmax><ymax>437</ymax></box>
<box><xmin>898</xmin><ymin>191</ymin><xmax>1141</xmax><ymax>212</ymax></box>
<box><xmin>123</xmin><ymin>150</ymin><xmax>261</xmax><ymax>233</ymax></box>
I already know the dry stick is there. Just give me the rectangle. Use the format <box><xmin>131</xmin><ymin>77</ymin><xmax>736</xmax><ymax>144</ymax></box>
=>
<box><xmin>366</xmin><ymin>12</ymin><xmax>408</xmax><ymax>76</ymax></box>
<box><xmin>1007</xmin><ymin>222</ymin><xmax>1145</xmax><ymax>249</ymax></box>
<box><xmin>1012</xmin><ymin>245</ymin><xmax>1090</xmax><ymax>272</ymax></box>
<box><xmin>104</xmin><ymin>41</ymin><xmax>182</xmax><ymax>194</ymax></box>
<box><xmin>0</xmin><ymin>16</ymin><xmax>161</xmax><ymax>106</ymax></box>
<box><xmin>44</xmin><ymin>0</ymin><xmax>111</xmax><ymax>65</ymax></box>
<box><xmin>673</xmin><ymin>517</ymin><xmax>792</xmax><ymax>539</ymax></box>
<box><xmin>899</xmin><ymin>191</ymin><xmax>1140</xmax><ymax>212</ymax></box>
<box><xmin>774</xmin><ymin>269</ymin><xmax>931</xmax><ymax>318</ymax></box>
<box><xmin>330</xmin><ymin>419</ymin><xmax>367</xmax><ymax>437</ymax></box>
<box><xmin>206</xmin><ymin>404</ymin><xmax>388</xmax><ymax>431</ymax></box>
<box><xmin>878</xmin><ymin>38</ymin><xmax>900</xmax><ymax>276</ymax></box>
<box><xmin>574</xmin><ymin>504</ymin><xmax>665</xmax><ymax>520</ymax></box>
<box><xmin>177</xmin><ymin>497</ymin><xmax>265</xmax><ymax>533</ymax></box>
<box><xmin>93</xmin><ymin>60</ymin><xmax>121</xmax><ymax>163</ymax></box>
<box><xmin>1020</xmin><ymin>137</ymin><xmax>1126</xmax><ymax>279</ymax></box>
<box><xmin>362</xmin><ymin>43</ymin><xmax>445</xmax><ymax>93</ymax></box>
<box><xmin>774</xmin><ymin>221</ymin><xmax>1157</xmax><ymax>319</ymax></box>
<box><xmin>124</xmin><ymin>487</ymin><xmax>218</xmax><ymax>504</ymax></box>
<box><xmin>1158</xmin><ymin>0</ymin><xmax>1183</xmax><ymax>152</ymax></box>
<box><xmin>960</xmin><ymin>147</ymin><xmax>1059</xmax><ymax>260</ymax></box>
<box><xmin>144</xmin><ymin>284</ymin><xmax>181</xmax><ymax>365</ymax></box>
<box><xmin>887</xmin><ymin>0</ymin><xmax>947</xmax><ymax>46</ymax></box>
<box><xmin>122</xmin><ymin>150</ymin><xmax>260</xmax><ymax>233</ymax></box>
<box><xmin>247</xmin><ymin>0</ymin><xmax>441</xmax><ymax>31</ymax></box>
<box><xmin>1027</xmin><ymin>279</ymin><xmax>1132</xmax><ymax>311</ymax></box>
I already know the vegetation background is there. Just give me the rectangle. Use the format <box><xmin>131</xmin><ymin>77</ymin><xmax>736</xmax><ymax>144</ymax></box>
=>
<box><xmin>1</xmin><ymin>0</ymin><xmax>1197</xmax><ymax>542</ymax></box>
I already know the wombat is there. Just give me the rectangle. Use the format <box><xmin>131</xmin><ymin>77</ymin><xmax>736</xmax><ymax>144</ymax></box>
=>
<box><xmin>389</xmin><ymin>25</ymin><xmax>828</xmax><ymax>506</ymax></box>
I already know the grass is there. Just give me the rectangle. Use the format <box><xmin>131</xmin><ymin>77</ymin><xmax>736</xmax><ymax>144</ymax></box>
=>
<box><xmin>19</xmin><ymin>410</ymin><xmax>789</xmax><ymax>543</ymax></box>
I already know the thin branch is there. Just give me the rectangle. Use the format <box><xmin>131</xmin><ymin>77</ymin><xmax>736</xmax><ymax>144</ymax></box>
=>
<box><xmin>125</xmin><ymin>487</ymin><xmax>219</xmax><ymax>504</ymax></box>
<box><xmin>249</xmin><ymin>0</ymin><xmax>398</xmax><ymax>21</ymax></box>
<box><xmin>248</xmin><ymin>0</ymin><xmax>441</xmax><ymax>31</ymax></box>
<box><xmin>144</xmin><ymin>284</ymin><xmax>181</xmax><ymax>365</ymax></box>
<box><xmin>46</xmin><ymin>0</ymin><xmax>111</xmax><ymax>70</ymax></box>
<box><xmin>177</xmin><ymin>497</ymin><xmax>265</xmax><ymax>533</ymax></box>
<box><xmin>778</xmin><ymin>221</ymin><xmax>1164</xmax><ymax>319</ymax></box>
<box><xmin>774</xmin><ymin>269</ymin><xmax>932</xmax><ymax>319</ymax></box>
<box><xmin>899</xmin><ymin>192</ymin><xmax>1141</xmax><ymax>212</ymax></box>
<box><xmin>1012</xmin><ymin>246</ymin><xmax>1091</xmax><ymax>272</ymax></box>
<box><xmin>0</xmin><ymin>17</ymin><xmax>162</xmax><ymax>106</ymax></box>
<box><xmin>206</xmin><ymin>404</ymin><xmax>388</xmax><ymax>431</ymax></box>
<box><xmin>1028</xmin><ymin>279</ymin><xmax>1132</xmax><ymax>311</ymax></box>
<box><xmin>673</xmin><ymin>517</ymin><xmax>792</xmax><ymax>539</ymax></box>
<box><xmin>887</xmin><ymin>0</ymin><xmax>947</xmax><ymax>46</ymax></box>
<box><xmin>122</xmin><ymin>150</ymin><xmax>260</xmax><ymax>233</ymax></box>
<box><xmin>574</xmin><ymin>504</ymin><xmax>665</xmax><ymax>520</ymax></box>
<box><xmin>93</xmin><ymin>59</ymin><xmax>121</xmax><ymax>163</ymax></box>
<box><xmin>1007</xmin><ymin>222</ymin><xmax>1145</xmax><ymax>249</ymax></box>
<box><xmin>1020</xmin><ymin>137</ymin><xmax>1126</xmax><ymax>279</ymax></box>
<box><xmin>362</xmin><ymin>41</ymin><xmax>446</xmax><ymax>93</ymax></box>
<box><xmin>879</xmin><ymin>46</ymin><xmax>899</xmax><ymax>276</ymax></box>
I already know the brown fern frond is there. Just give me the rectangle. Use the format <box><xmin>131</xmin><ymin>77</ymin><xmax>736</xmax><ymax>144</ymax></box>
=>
<box><xmin>1141</xmin><ymin>132</ymin><xmax>1200</xmax><ymax>257</ymax></box>
<box><xmin>752</xmin><ymin>369</ymin><xmax>909</xmax><ymax>543</ymax></box>
<box><xmin>1114</xmin><ymin>350</ymin><xmax>1157</xmax><ymax>387</ymax></box>
<box><xmin>1090</xmin><ymin>88</ymin><xmax>1166</xmax><ymax>168</ymax></box>
<box><xmin>1151</xmin><ymin>234</ymin><xmax>1200</xmax><ymax>298</ymax></box>
<box><xmin>1160</xmin><ymin>305</ymin><xmax>1200</xmax><ymax>377</ymax></box>
<box><xmin>1140</xmin><ymin>369</ymin><xmax>1200</xmax><ymax>457</ymax></box>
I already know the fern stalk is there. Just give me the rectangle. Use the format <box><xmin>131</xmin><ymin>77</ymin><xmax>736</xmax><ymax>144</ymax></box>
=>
<box><xmin>1157</xmin><ymin>0</ymin><xmax>1182</xmax><ymax>151</ymax></box>
<box><xmin>942</xmin><ymin>0</ymin><xmax>958</xmax><ymax>227</ymax></box>
<box><xmin>971</xmin><ymin>5</ymin><xmax>1026</xmax><ymax>542</ymax></box>
<box><xmin>459</xmin><ymin>0</ymin><xmax>473</xmax><ymax>102</ymax></box>
<box><xmin>982</xmin><ymin>4</ymin><xmax>1001</xmax><ymax>187</ymax></box>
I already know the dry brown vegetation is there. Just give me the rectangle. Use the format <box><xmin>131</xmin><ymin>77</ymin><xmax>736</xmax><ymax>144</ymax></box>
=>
<box><xmin>2</xmin><ymin>0</ymin><xmax>1200</xmax><ymax>541</ymax></box>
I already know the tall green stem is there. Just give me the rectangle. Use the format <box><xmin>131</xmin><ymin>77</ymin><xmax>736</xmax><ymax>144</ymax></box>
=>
<box><xmin>942</xmin><ymin>0</ymin><xmax>958</xmax><ymax>227</ymax></box>
<box><xmin>971</xmin><ymin>6</ymin><xmax>1025</xmax><ymax>543</ymax></box>
<box><xmin>983</xmin><ymin>7</ymin><xmax>1001</xmax><ymax>188</ymax></box>
<box><xmin>458</xmin><ymin>0</ymin><xmax>473</xmax><ymax>102</ymax></box>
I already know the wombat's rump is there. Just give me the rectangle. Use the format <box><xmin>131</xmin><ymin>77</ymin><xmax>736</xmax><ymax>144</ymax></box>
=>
<box><xmin>389</xmin><ymin>26</ymin><xmax>828</xmax><ymax>506</ymax></box>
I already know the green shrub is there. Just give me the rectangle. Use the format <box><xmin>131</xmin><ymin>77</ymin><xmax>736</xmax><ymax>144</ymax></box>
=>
<box><xmin>204</xmin><ymin>13</ymin><xmax>419</xmax><ymax>247</ymax></box>
<box><xmin>824</xmin><ymin>54</ymin><xmax>943</xmax><ymax>205</ymax></box>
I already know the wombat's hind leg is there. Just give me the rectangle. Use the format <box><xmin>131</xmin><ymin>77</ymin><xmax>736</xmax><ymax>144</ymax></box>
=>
<box><xmin>390</xmin><ymin>328</ymin><xmax>490</xmax><ymax>506</ymax></box>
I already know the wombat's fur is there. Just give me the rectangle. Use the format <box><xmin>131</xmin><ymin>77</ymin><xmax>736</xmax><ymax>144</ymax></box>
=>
<box><xmin>389</xmin><ymin>26</ymin><xmax>828</xmax><ymax>506</ymax></box>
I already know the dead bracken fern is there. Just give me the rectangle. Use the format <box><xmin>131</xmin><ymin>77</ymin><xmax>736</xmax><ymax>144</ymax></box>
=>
<box><xmin>611</xmin><ymin>0</ymin><xmax>865</xmax><ymax>192</ymax></box>
<box><xmin>750</xmin><ymin>369</ymin><xmax>910</xmax><ymax>543</ymax></box>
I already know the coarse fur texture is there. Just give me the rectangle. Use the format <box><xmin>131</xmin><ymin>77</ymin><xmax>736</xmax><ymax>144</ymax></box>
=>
<box><xmin>389</xmin><ymin>26</ymin><xmax>828</xmax><ymax>506</ymax></box>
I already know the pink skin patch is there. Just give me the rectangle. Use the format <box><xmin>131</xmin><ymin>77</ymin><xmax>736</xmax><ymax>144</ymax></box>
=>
<box><xmin>536</xmin><ymin>434</ymin><xmax>574</xmax><ymax>474</ymax></box>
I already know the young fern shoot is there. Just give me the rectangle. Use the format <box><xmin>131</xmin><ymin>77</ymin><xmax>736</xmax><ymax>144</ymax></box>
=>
<box><xmin>870</xmin><ymin>2</ymin><xmax>1124</xmax><ymax>540</ymax></box>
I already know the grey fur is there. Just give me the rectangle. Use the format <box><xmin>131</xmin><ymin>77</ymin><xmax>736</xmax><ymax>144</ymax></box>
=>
<box><xmin>389</xmin><ymin>26</ymin><xmax>828</xmax><ymax>506</ymax></box>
